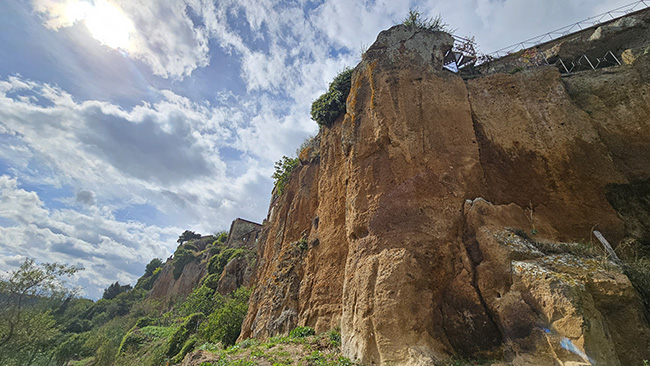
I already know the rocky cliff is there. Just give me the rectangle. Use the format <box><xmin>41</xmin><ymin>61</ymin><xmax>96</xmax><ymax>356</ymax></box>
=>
<box><xmin>149</xmin><ymin>219</ymin><xmax>261</xmax><ymax>307</ymax></box>
<box><xmin>241</xmin><ymin>22</ymin><xmax>650</xmax><ymax>366</ymax></box>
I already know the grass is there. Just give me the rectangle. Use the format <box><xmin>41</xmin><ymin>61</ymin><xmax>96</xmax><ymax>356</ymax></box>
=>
<box><xmin>196</xmin><ymin>328</ymin><xmax>357</xmax><ymax>366</ymax></box>
<box><xmin>140</xmin><ymin>325</ymin><xmax>176</xmax><ymax>338</ymax></box>
<box><xmin>433</xmin><ymin>355</ymin><xmax>497</xmax><ymax>366</ymax></box>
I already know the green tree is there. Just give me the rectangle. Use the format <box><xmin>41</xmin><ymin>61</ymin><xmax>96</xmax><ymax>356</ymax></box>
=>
<box><xmin>215</xmin><ymin>230</ymin><xmax>228</xmax><ymax>244</ymax></box>
<box><xmin>177</xmin><ymin>230</ymin><xmax>202</xmax><ymax>245</ymax></box>
<box><xmin>0</xmin><ymin>258</ymin><xmax>81</xmax><ymax>365</ymax></box>
<box><xmin>173</xmin><ymin>248</ymin><xmax>196</xmax><ymax>280</ymax></box>
<box><xmin>144</xmin><ymin>258</ymin><xmax>163</xmax><ymax>277</ymax></box>
<box><xmin>102</xmin><ymin>281</ymin><xmax>132</xmax><ymax>300</ymax></box>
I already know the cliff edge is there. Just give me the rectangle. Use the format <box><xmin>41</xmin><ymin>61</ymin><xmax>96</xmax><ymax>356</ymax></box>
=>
<box><xmin>241</xmin><ymin>23</ymin><xmax>650</xmax><ymax>366</ymax></box>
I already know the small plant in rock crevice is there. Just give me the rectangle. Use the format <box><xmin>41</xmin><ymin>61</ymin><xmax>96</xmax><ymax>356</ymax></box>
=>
<box><xmin>272</xmin><ymin>156</ymin><xmax>299</xmax><ymax>196</ymax></box>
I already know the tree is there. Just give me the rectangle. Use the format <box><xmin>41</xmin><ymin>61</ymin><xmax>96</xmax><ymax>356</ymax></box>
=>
<box><xmin>102</xmin><ymin>282</ymin><xmax>132</xmax><ymax>300</ymax></box>
<box><xmin>177</xmin><ymin>230</ymin><xmax>201</xmax><ymax>245</ymax></box>
<box><xmin>0</xmin><ymin>258</ymin><xmax>81</xmax><ymax>364</ymax></box>
<box><xmin>144</xmin><ymin>258</ymin><xmax>163</xmax><ymax>277</ymax></box>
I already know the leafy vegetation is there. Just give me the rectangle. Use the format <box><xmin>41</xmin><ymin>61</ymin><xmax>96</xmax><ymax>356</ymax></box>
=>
<box><xmin>178</xmin><ymin>230</ymin><xmax>202</xmax><ymax>244</ymax></box>
<box><xmin>166</xmin><ymin>313</ymin><xmax>204</xmax><ymax>359</ymax></box>
<box><xmin>289</xmin><ymin>325</ymin><xmax>315</xmax><ymax>338</ymax></box>
<box><xmin>310</xmin><ymin>68</ymin><xmax>353</xmax><ymax>127</ymax></box>
<box><xmin>401</xmin><ymin>9</ymin><xmax>449</xmax><ymax>32</ymax></box>
<box><xmin>195</xmin><ymin>326</ymin><xmax>358</xmax><ymax>366</ymax></box>
<box><xmin>272</xmin><ymin>155</ymin><xmax>300</xmax><ymax>196</ymax></box>
<box><xmin>0</xmin><ymin>258</ymin><xmax>81</xmax><ymax>366</ymax></box>
<box><xmin>200</xmin><ymin>287</ymin><xmax>251</xmax><ymax>346</ymax></box>
<box><xmin>208</xmin><ymin>248</ymin><xmax>248</xmax><ymax>276</ymax></box>
<box><xmin>144</xmin><ymin>258</ymin><xmax>163</xmax><ymax>277</ymax></box>
<box><xmin>173</xmin><ymin>247</ymin><xmax>197</xmax><ymax>280</ymax></box>
<box><xmin>103</xmin><ymin>282</ymin><xmax>133</xmax><ymax>300</ymax></box>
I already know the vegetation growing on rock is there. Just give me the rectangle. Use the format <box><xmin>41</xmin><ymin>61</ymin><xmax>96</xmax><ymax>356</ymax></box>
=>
<box><xmin>310</xmin><ymin>68</ymin><xmax>353</xmax><ymax>127</ymax></box>
<box><xmin>401</xmin><ymin>9</ymin><xmax>449</xmax><ymax>32</ymax></box>
<box><xmin>272</xmin><ymin>155</ymin><xmax>299</xmax><ymax>196</ymax></box>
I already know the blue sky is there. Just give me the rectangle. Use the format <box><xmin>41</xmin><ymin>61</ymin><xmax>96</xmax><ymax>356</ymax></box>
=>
<box><xmin>0</xmin><ymin>0</ymin><xmax>638</xmax><ymax>299</ymax></box>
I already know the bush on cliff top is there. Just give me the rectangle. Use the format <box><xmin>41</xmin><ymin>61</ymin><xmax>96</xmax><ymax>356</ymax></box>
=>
<box><xmin>402</xmin><ymin>9</ymin><xmax>449</xmax><ymax>32</ymax></box>
<box><xmin>310</xmin><ymin>68</ymin><xmax>353</xmax><ymax>127</ymax></box>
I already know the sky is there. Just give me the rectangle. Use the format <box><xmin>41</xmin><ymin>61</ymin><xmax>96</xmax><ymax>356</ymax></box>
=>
<box><xmin>0</xmin><ymin>0</ymin><xmax>641</xmax><ymax>299</ymax></box>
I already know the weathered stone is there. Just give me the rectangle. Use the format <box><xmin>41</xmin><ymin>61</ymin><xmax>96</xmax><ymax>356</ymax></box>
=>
<box><xmin>241</xmin><ymin>24</ymin><xmax>650</xmax><ymax>366</ymax></box>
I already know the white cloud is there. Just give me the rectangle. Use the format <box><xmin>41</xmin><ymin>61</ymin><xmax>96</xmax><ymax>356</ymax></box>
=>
<box><xmin>0</xmin><ymin>76</ymin><xmax>280</xmax><ymax>283</ymax></box>
<box><xmin>11</xmin><ymin>0</ymin><xmax>640</xmax><ymax>299</ymax></box>
<box><xmin>0</xmin><ymin>174</ymin><xmax>178</xmax><ymax>298</ymax></box>
<box><xmin>32</xmin><ymin>0</ymin><xmax>213</xmax><ymax>79</ymax></box>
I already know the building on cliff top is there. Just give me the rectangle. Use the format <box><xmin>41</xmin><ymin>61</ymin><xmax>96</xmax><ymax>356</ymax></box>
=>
<box><xmin>225</xmin><ymin>218</ymin><xmax>262</xmax><ymax>250</ymax></box>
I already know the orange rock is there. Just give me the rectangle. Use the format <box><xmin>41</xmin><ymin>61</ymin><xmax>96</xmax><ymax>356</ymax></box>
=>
<box><xmin>241</xmin><ymin>25</ymin><xmax>650</xmax><ymax>365</ymax></box>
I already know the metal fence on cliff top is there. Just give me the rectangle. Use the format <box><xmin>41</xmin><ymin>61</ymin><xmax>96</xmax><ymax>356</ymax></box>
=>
<box><xmin>486</xmin><ymin>0</ymin><xmax>649</xmax><ymax>59</ymax></box>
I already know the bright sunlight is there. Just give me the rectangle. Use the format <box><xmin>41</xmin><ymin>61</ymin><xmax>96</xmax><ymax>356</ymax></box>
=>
<box><xmin>65</xmin><ymin>0</ymin><xmax>134</xmax><ymax>50</ymax></box>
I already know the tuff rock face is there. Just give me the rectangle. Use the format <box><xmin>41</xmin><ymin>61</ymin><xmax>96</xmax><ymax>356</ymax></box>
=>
<box><xmin>240</xmin><ymin>24</ymin><xmax>650</xmax><ymax>365</ymax></box>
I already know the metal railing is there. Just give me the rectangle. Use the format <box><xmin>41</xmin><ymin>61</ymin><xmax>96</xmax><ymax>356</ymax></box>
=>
<box><xmin>487</xmin><ymin>0</ymin><xmax>649</xmax><ymax>59</ymax></box>
<box><xmin>554</xmin><ymin>50</ymin><xmax>622</xmax><ymax>74</ymax></box>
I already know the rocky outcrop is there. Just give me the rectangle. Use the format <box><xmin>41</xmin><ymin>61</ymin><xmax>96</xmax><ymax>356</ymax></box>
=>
<box><xmin>241</xmin><ymin>23</ymin><xmax>650</xmax><ymax>365</ymax></box>
<box><xmin>216</xmin><ymin>254</ymin><xmax>255</xmax><ymax>295</ymax></box>
<box><xmin>149</xmin><ymin>219</ymin><xmax>261</xmax><ymax>306</ymax></box>
<box><xmin>148</xmin><ymin>257</ymin><xmax>207</xmax><ymax>306</ymax></box>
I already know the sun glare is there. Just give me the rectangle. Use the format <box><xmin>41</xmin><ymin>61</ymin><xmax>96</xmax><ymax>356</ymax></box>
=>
<box><xmin>65</xmin><ymin>0</ymin><xmax>134</xmax><ymax>50</ymax></box>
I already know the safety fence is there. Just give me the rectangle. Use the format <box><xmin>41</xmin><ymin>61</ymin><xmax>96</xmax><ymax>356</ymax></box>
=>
<box><xmin>487</xmin><ymin>0</ymin><xmax>649</xmax><ymax>59</ymax></box>
<box><xmin>444</xmin><ymin>1</ymin><xmax>647</xmax><ymax>76</ymax></box>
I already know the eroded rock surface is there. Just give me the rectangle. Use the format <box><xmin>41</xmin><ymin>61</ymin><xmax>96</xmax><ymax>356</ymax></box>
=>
<box><xmin>241</xmin><ymin>24</ymin><xmax>650</xmax><ymax>365</ymax></box>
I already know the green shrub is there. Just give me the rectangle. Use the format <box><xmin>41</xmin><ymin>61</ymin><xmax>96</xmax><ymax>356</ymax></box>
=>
<box><xmin>135</xmin><ymin>266</ymin><xmax>162</xmax><ymax>291</ymax></box>
<box><xmin>179</xmin><ymin>284</ymin><xmax>223</xmax><ymax>317</ymax></box>
<box><xmin>135</xmin><ymin>316</ymin><xmax>156</xmax><ymax>328</ymax></box>
<box><xmin>173</xmin><ymin>248</ymin><xmax>196</xmax><ymax>280</ymax></box>
<box><xmin>327</xmin><ymin>328</ymin><xmax>341</xmax><ymax>347</ymax></box>
<box><xmin>55</xmin><ymin>333</ymin><xmax>91</xmax><ymax>365</ymax></box>
<box><xmin>117</xmin><ymin>327</ymin><xmax>145</xmax><ymax>355</ymax></box>
<box><xmin>289</xmin><ymin>326</ymin><xmax>315</xmax><ymax>338</ymax></box>
<box><xmin>216</xmin><ymin>231</ymin><xmax>228</xmax><ymax>244</ymax></box>
<box><xmin>311</xmin><ymin>68</ymin><xmax>353</xmax><ymax>127</ymax></box>
<box><xmin>140</xmin><ymin>326</ymin><xmax>176</xmax><ymax>339</ymax></box>
<box><xmin>203</xmin><ymin>273</ymin><xmax>221</xmax><ymax>290</ymax></box>
<box><xmin>297</xmin><ymin>238</ymin><xmax>308</xmax><ymax>251</ymax></box>
<box><xmin>166</xmin><ymin>313</ymin><xmax>204</xmax><ymax>358</ymax></box>
<box><xmin>272</xmin><ymin>156</ymin><xmax>300</xmax><ymax>196</ymax></box>
<box><xmin>184</xmin><ymin>243</ymin><xmax>198</xmax><ymax>251</ymax></box>
<box><xmin>144</xmin><ymin>258</ymin><xmax>163</xmax><ymax>277</ymax></box>
<box><xmin>173</xmin><ymin>335</ymin><xmax>199</xmax><ymax>363</ymax></box>
<box><xmin>208</xmin><ymin>248</ymin><xmax>246</xmax><ymax>275</ymax></box>
<box><xmin>200</xmin><ymin>287</ymin><xmax>251</xmax><ymax>346</ymax></box>
<box><xmin>401</xmin><ymin>9</ymin><xmax>449</xmax><ymax>32</ymax></box>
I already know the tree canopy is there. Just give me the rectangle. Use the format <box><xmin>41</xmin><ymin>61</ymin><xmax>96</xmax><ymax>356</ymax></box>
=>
<box><xmin>102</xmin><ymin>282</ymin><xmax>133</xmax><ymax>300</ymax></box>
<box><xmin>177</xmin><ymin>230</ymin><xmax>202</xmax><ymax>245</ymax></box>
<box><xmin>144</xmin><ymin>258</ymin><xmax>163</xmax><ymax>277</ymax></box>
<box><xmin>0</xmin><ymin>258</ymin><xmax>81</xmax><ymax>365</ymax></box>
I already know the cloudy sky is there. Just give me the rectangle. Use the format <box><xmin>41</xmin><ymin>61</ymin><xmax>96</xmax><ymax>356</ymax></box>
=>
<box><xmin>0</xmin><ymin>0</ymin><xmax>641</xmax><ymax>298</ymax></box>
